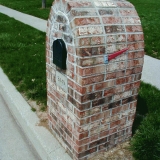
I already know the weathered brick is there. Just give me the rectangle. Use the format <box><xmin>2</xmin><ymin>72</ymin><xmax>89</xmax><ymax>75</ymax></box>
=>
<box><xmin>73</xmin><ymin>17</ymin><xmax>100</xmax><ymax>27</ymax></box>
<box><xmin>106</xmin><ymin>72</ymin><xmax>116</xmax><ymax>80</ymax></box>
<box><xmin>92</xmin><ymin>96</ymin><xmax>112</xmax><ymax>107</ymax></box>
<box><xmin>78</xmin><ymin>74</ymin><xmax>104</xmax><ymax>85</ymax></box>
<box><xmin>102</xmin><ymin>17</ymin><xmax>122</xmax><ymax>24</ymax></box>
<box><xmin>122</xmin><ymin>95</ymin><xmax>138</xmax><ymax>105</ymax></box>
<box><xmin>77</xmin><ymin>65</ymin><xmax>106</xmax><ymax>76</ymax></box>
<box><xmin>104</xmin><ymin>88</ymin><xmax>115</xmax><ymax>97</ymax></box>
<box><xmin>76</xmin><ymin>46</ymin><xmax>105</xmax><ymax>57</ymax></box>
<box><xmin>77</xmin><ymin>56</ymin><xmax>104</xmax><ymax>67</ymax></box>
<box><xmin>95</xmin><ymin>80</ymin><xmax>115</xmax><ymax>90</ymax></box>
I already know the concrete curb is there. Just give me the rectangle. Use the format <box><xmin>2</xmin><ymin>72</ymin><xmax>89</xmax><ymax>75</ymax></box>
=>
<box><xmin>0</xmin><ymin>68</ymin><xmax>72</xmax><ymax>160</ymax></box>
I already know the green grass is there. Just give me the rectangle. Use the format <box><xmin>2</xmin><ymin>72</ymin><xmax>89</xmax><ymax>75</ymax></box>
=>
<box><xmin>131</xmin><ymin>82</ymin><xmax>160</xmax><ymax>159</ymax></box>
<box><xmin>0</xmin><ymin>0</ymin><xmax>53</xmax><ymax>20</ymax></box>
<box><xmin>0</xmin><ymin>13</ymin><xmax>47</xmax><ymax>107</ymax></box>
<box><xmin>128</xmin><ymin>0</ymin><xmax>160</xmax><ymax>59</ymax></box>
<box><xmin>31</xmin><ymin>107</ymin><xmax>37</xmax><ymax>112</ymax></box>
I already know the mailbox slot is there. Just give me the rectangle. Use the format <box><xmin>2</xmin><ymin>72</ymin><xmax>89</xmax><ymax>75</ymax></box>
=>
<box><xmin>53</xmin><ymin>39</ymin><xmax>67</xmax><ymax>69</ymax></box>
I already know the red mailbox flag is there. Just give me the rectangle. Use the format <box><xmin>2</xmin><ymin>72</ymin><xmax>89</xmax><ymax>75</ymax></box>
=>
<box><xmin>108</xmin><ymin>48</ymin><xmax>128</xmax><ymax>61</ymax></box>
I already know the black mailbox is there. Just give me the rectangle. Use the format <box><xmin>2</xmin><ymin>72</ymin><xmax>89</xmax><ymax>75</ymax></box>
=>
<box><xmin>53</xmin><ymin>39</ymin><xmax>67</xmax><ymax>70</ymax></box>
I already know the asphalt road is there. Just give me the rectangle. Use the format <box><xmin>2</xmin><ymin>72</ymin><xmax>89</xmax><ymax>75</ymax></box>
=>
<box><xmin>0</xmin><ymin>93</ymin><xmax>41</xmax><ymax>160</ymax></box>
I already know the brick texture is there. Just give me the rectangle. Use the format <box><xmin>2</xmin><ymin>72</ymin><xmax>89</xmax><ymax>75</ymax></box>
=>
<box><xmin>46</xmin><ymin>0</ymin><xmax>144</xmax><ymax>159</ymax></box>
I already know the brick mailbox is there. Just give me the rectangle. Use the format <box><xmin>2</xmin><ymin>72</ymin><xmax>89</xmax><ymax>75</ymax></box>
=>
<box><xmin>46</xmin><ymin>0</ymin><xmax>144</xmax><ymax>159</ymax></box>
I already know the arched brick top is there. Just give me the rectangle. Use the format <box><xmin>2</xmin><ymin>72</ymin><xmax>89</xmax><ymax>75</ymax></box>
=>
<box><xmin>47</xmin><ymin>0</ymin><xmax>143</xmax><ymax>56</ymax></box>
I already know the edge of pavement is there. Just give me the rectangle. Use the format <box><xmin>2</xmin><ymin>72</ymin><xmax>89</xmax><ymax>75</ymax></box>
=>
<box><xmin>0</xmin><ymin>67</ymin><xmax>72</xmax><ymax>160</ymax></box>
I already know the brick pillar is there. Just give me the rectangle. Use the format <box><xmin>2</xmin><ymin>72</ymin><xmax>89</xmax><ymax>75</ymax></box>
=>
<box><xmin>46</xmin><ymin>0</ymin><xmax>144</xmax><ymax>159</ymax></box>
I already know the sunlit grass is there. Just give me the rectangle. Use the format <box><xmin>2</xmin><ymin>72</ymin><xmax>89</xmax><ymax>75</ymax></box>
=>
<box><xmin>0</xmin><ymin>13</ymin><xmax>46</xmax><ymax>107</ymax></box>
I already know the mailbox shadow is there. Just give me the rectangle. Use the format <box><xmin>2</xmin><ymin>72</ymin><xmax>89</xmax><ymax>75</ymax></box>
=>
<box><xmin>132</xmin><ymin>95</ymin><xmax>148</xmax><ymax>135</ymax></box>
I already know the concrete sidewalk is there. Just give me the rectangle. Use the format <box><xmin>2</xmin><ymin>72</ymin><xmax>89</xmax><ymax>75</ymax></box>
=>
<box><xmin>0</xmin><ymin>5</ymin><xmax>159</xmax><ymax>90</ymax></box>
<box><xmin>0</xmin><ymin>93</ymin><xmax>40</xmax><ymax>160</ymax></box>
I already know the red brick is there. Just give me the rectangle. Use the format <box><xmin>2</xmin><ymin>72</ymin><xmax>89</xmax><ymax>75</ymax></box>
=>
<box><xmin>76</xmin><ymin>46</ymin><xmax>105</xmax><ymax>57</ymax></box>
<box><xmin>90</xmin><ymin>107</ymin><xmax>101</xmax><ymax>115</ymax></box>
<box><xmin>100</xmin><ymin>124</ymin><xmax>109</xmax><ymax>132</ymax></box>
<box><xmin>122</xmin><ymin>95</ymin><xmax>138</xmax><ymax>105</ymax></box>
<box><xmin>90</xmin><ymin>126</ymin><xmax>100</xmax><ymax>136</ymax></box>
<box><xmin>117</xmin><ymin>2</ymin><xmax>134</xmax><ymax>8</ymax></box>
<box><xmin>131</xmin><ymin>81</ymin><xmax>141</xmax><ymax>88</ymax></box>
<box><xmin>99</xmin><ymin>130</ymin><xmax>109</xmax><ymax>138</ymax></box>
<box><xmin>104</xmin><ymin>88</ymin><xmax>115</xmax><ymax>97</ymax></box>
<box><xmin>91</xmin><ymin>113</ymin><xmax>103</xmax><ymax>122</ymax></box>
<box><xmin>116</xmin><ymin>70</ymin><xmax>125</xmax><ymax>77</ymax></box>
<box><xmin>79</xmin><ymin>74</ymin><xmax>104</xmax><ymax>85</ymax></box>
<box><xmin>105</xmin><ymin>25</ymin><xmax>124</xmax><ymax>34</ymax></box>
<box><xmin>74</xmin><ymin>108</ymin><xmax>90</xmax><ymax>118</ymax></box>
<box><xmin>77</xmin><ymin>147</ymin><xmax>97</xmax><ymax>159</ymax></box>
<box><xmin>79</xmin><ymin>117</ymin><xmax>91</xmax><ymax>125</ymax></box>
<box><xmin>128</xmin><ymin>42</ymin><xmax>144</xmax><ymax>51</ymax></box>
<box><xmin>67</xmin><ymin>45</ymin><xmax>75</xmax><ymax>54</ymax></box>
<box><xmin>74</xmin><ymin>144</ymin><xmax>88</xmax><ymax>153</ymax></box>
<box><xmin>75</xmin><ymin>91</ymin><xmax>102</xmax><ymax>103</ymax></box>
<box><xmin>126</xmin><ymin>66</ymin><xmax>143</xmax><ymax>75</ymax></box>
<box><xmin>89</xmin><ymin>137</ymin><xmax>107</xmax><ymax>148</ymax></box>
<box><xmin>126</xmin><ymin>25</ymin><xmax>143</xmax><ymax>32</ymax></box>
<box><xmin>106</xmin><ymin>72</ymin><xmax>116</xmax><ymax>80</ymax></box>
<box><xmin>77</xmin><ymin>56</ymin><xmax>104</xmax><ymax>67</ymax></box>
<box><xmin>110</xmin><ymin>120</ymin><xmax>120</xmax><ymax>128</ymax></box>
<box><xmin>130</xmin><ymin>101</ymin><xmax>137</xmax><ymax>110</ymax></box>
<box><xmin>68</xmin><ymin>79</ymin><xmax>92</xmax><ymax>94</ymax></box>
<box><xmin>123</xmin><ymin>83</ymin><xmax>132</xmax><ymax>91</ymax></box>
<box><xmin>115</xmin><ymin>85</ymin><xmax>123</xmax><ymax>93</ymax></box>
<box><xmin>102</xmin><ymin>17</ymin><xmax>122</xmax><ymax>24</ymax></box>
<box><xmin>74</xmin><ymin>17</ymin><xmax>100</xmax><ymax>26</ymax></box>
<box><xmin>79</xmin><ymin>131</ymin><xmax>89</xmax><ymax>140</ymax></box>
<box><xmin>128</xmin><ymin>51</ymin><xmax>145</xmax><ymax>59</ymax></box>
<box><xmin>92</xmin><ymin>96</ymin><xmax>112</xmax><ymax>107</ymax></box>
<box><xmin>120</xmin><ymin>9</ymin><xmax>138</xmax><ymax>16</ymax></box>
<box><xmin>67</xmin><ymin>2</ymin><xmax>93</xmax><ymax>10</ymax></box>
<box><xmin>127</xmin><ymin>58</ymin><xmax>144</xmax><ymax>68</ymax></box>
<box><xmin>68</xmin><ymin>95</ymin><xmax>91</xmax><ymax>110</ymax></box>
<box><xmin>75</xmin><ymin>134</ymin><xmax>99</xmax><ymax>146</ymax></box>
<box><xmin>77</xmin><ymin>65</ymin><xmax>105</xmax><ymax>76</ymax></box>
<box><xmin>68</xmin><ymin>53</ymin><xmax>75</xmax><ymax>63</ymax></box>
<box><xmin>126</xmin><ymin>75</ymin><xmax>134</xmax><ymax>83</ymax></box>
<box><xmin>95</xmin><ymin>80</ymin><xmax>115</xmax><ymax>90</ymax></box>
<box><xmin>112</xmin><ymin>106</ymin><xmax>122</xmax><ymax>115</ymax></box>
<box><xmin>128</xmin><ymin>114</ymin><xmax>136</xmax><ymax>121</ymax></box>
<box><xmin>116</xmin><ymin>77</ymin><xmax>126</xmax><ymax>85</ymax></box>
<box><xmin>108</xmin><ymin>101</ymin><xmax>121</xmax><ymax>109</ymax></box>
<box><xmin>134</xmin><ymin>74</ymin><xmax>142</xmax><ymax>81</ymax></box>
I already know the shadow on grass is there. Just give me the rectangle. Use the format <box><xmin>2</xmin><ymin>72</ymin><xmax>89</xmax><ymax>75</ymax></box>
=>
<box><xmin>132</xmin><ymin>95</ymin><xmax>148</xmax><ymax>135</ymax></box>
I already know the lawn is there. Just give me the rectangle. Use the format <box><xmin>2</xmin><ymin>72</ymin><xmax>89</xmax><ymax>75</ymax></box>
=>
<box><xmin>0</xmin><ymin>13</ymin><xmax>47</xmax><ymax>109</ymax></box>
<box><xmin>131</xmin><ymin>82</ymin><xmax>160</xmax><ymax>159</ymax></box>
